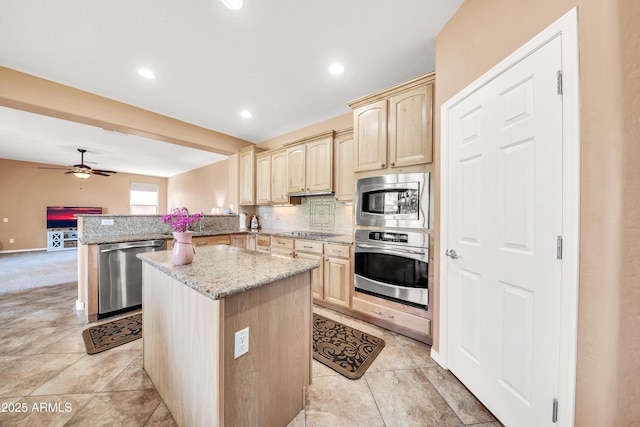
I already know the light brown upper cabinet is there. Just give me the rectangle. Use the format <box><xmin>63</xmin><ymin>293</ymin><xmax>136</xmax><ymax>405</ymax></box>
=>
<box><xmin>270</xmin><ymin>149</ymin><xmax>289</xmax><ymax>204</ymax></box>
<box><xmin>255</xmin><ymin>151</ymin><xmax>271</xmax><ymax>205</ymax></box>
<box><xmin>239</xmin><ymin>146</ymin><xmax>264</xmax><ymax>206</ymax></box>
<box><xmin>334</xmin><ymin>128</ymin><xmax>355</xmax><ymax>202</ymax></box>
<box><xmin>286</xmin><ymin>131</ymin><xmax>334</xmax><ymax>195</ymax></box>
<box><xmin>349</xmin><ymin>72</ymin><xmax>434</xmax><ymax>173</ymax></box>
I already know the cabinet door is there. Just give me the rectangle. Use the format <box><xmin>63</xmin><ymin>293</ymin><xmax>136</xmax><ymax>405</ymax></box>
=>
<box><xmin>297</xmin><ymin>251</ymin><xmax>324</xmax><ymax>300</ymax></box>
<box><xmin>255</xmin><ymin>154</ymin><xmax>271</xmax><ymax>205</ymax></box>
<box><xmin>286</xmin><ymin>145</ymin><xmax>306</xmax><ymax>194</ymax></box>
<box><xmin>245</xmin><ymin>234</ymin><xmax>257</xmax><ymax>251</ymax></box>
<box><xmin>271</xmin><ymin>149</ymin><xmax>289</xmax><ymax>204</ymax></box>
<box><xmin>306</xmin><ymin>137</ymin><xmax>333</xmax><ymax>193</ymax></box>
<box><xmin>334</xmin><ymin>131</ymin><xmax>354</xmax><ymax>202</ymax></box>
<box><xmin>306</xmin><ymin>137</ymin><xmax>333</xmax><ymax>192</ymax></box>
<box><xmin>239</xmin><ymin>148</ymin><xmax>256</xmax><ymax>205</ymax></box>
<box><xmin>353</xmin><ymin>99</ymin><xmax>388</xmax><ymax>172</ymax></box>
<box><xmin>389</xmin><ymin>83</ymin><xmax>433</xmax><ymax>167</ymax></box>
<box><xmin>231</xmin><ymin>234</ymin><xmax>246</xmax><ymax>249</ymax></box>
<box><xmin>324</xmin><ymin>256</ymin><xmax>351</xmax><ymax>308</ymax></box>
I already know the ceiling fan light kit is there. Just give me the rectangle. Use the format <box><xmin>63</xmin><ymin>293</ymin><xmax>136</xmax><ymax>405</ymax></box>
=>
<box><xmin>38</xmin><ymin>148</ymin><xmax>118</xmax><ymax>179</ymax></box>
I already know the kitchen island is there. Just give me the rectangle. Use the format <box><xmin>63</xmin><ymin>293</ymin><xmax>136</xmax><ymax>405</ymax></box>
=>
<box><xmin>137</xmin><ymin>245</ymin><xmax>318</xmax><ymax>427</ymax></box>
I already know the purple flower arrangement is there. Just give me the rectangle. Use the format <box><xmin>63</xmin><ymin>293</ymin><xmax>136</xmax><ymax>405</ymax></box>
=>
<box><xmin>161</xmin><ymin>208</ymin><xmax>204</xmax><ymax>233</ymax></box>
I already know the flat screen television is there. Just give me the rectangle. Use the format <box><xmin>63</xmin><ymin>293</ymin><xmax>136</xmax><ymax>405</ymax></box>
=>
<box><xmin>47</xmin><ymin>206</ymin><xmax>103</xmax><ymax>229</ymax></box>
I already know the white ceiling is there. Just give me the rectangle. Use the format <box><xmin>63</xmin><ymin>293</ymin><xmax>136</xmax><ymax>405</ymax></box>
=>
<box><xmin>0</xmin><ymin>0</ymin><xmax>463</xmax><ymax>177</ymax></box>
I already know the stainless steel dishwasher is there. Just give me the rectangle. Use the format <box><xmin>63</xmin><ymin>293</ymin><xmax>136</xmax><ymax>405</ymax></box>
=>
<box><xmin>98</xmin><ymin>239</ymin><xmax>165</xmax><ymax>318</ymax></box>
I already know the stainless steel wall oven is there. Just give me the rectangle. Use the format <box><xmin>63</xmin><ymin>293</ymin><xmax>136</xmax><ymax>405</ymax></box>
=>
<box><xmin>354</xmin><ymin>229</ymin><xmax>429</xmax><ymax>309</ymax></box>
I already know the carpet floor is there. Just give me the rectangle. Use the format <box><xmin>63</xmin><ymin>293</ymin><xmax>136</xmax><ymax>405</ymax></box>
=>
<box><xmin>0</xmin><ymin>249</ymin><xmax>77</xmax><ymax>294</ymax></box>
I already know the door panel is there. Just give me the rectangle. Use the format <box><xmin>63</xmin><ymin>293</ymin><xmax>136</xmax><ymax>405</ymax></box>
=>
<box><xmin>446</xmin><ymin>36</ymin><xmax>563</xmax><ymax>426</ymax></box>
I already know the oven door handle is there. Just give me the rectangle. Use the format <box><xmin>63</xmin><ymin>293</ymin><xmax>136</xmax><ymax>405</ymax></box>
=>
<box><xmin>356</xmin><ymin>243</ymin><xmax>426</xmax><ymax>256</ymax></box>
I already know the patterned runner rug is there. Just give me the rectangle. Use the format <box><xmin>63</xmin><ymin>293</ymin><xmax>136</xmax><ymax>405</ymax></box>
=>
<box><xmin>82</xmin><ymin>313</ymin><xmax>142</xmax><ymax>354</ymax></box>
<box><xmin>313</xmin><ymin>313</ymin><xmax>385</xmax><ymax>380</ymax></box>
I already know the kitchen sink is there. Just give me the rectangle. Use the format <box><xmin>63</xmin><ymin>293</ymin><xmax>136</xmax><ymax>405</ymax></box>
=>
<box><xmin>275</xmin><ymin>231</ymin><xmax>343</xmax><ymax>239</ymax></box>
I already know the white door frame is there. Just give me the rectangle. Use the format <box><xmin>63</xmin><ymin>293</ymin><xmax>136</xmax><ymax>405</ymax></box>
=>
<box><xmin>435</xmin><ymin>8</ymin><xmax>580</xmax><ymax>427</ymax></box>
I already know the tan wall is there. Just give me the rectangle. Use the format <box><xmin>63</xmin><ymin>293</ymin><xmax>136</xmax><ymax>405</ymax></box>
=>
<box><xmin>434</xmin><ymin>1</ymin><xmax>640</xmax><ymax>426</ymax></box>
<box><xmin>256</xmin><ymin>113</ymin><xmax>352</xmax><ymax>150</ymax></box>
<box><xmin>166</xmin><ymin>113</ymin><xmax>352</xmax><ymax>215</ymax></box>
<box><xmin>167</xmin><ymin>156</ymin><xmax>237</xmax><ymax>214</ymax></box>
<box><xmin>0</xmin><ymin>158</ymin><xmax>167</xmax><ymax>251</ymax></box>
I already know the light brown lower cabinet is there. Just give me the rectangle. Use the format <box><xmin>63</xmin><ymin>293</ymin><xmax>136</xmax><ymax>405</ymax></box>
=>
<box><xmin>271</xmin><ymin>236</ymin><xmax>295</xmax><ymax>258</ymax></box>
<box><xmin>295</xmin><ymin>239</ymin><xmax>325</xmax><ymax>300</ymax></box>
<box><xmin>256</xmin><ymin>234</ymin><xmax>271</xmax><ymax>253</ymax></box>
<box><xmin>166</xmin><ymin>234</ymin><xmax>231</xmax><ymax>250</ymax></box>
<box><xmin>351</xmin><ymin>292</ymin><xmax>431</xmax><ymax>342</ymax></box>
<box><xmin>230</xmin><ymin>234</ymin><xmax>246</xmax><ymax>249</ymax></box>
<box><xmin>323</xmin><ymin>243</ymin><xmax>351</xmax><ymax>308</ymax></box>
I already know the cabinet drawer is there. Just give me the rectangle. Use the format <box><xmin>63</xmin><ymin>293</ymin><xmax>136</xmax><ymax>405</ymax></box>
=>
<box><xmin>294</xmin><ymin>239</ymin><xmax>323</xmax><ymax>254</ymax></box>
<box><xmin>351</xmin><ymin>296</ymin><xmax>431</xmax><ymax>336</ymax></box>
<box><xmin>324</xmin><ymin>243</ymin><xmax>350</xmax><ymax>258</ymax></box>
<box><xmin>257</xmin><ymin>234</ymin><xmax>271</xmax><ymax>247</ymax></box>
<box><xmin>193</xmin><ymin>235</ymin><xmax>231</xmax><ymax>247</ymax></box>
<box><xmin>272</xmin><ymin>237</ymin><xmax>294</xmax><ymax>250</ymax></box>
<box><xmin>271</xmin><ymin>248</ymin><xmax>294</xmax><ymax>258</ymax></box>
<box><xmin>256</xmin><ymin>246</ymin><xmax>271</xmax><ymax>254</ymax></box>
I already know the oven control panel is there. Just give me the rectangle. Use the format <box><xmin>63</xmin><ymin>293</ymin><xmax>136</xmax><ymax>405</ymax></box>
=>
<box><xmin>368</xmin><ymin>231</ymin><xmax>409</xmax><ymax>243</ymax></box>
<box><xmin>355</xmin><ymin>228</ymin><xmax>429</xmax><ymax>249</ymax></box>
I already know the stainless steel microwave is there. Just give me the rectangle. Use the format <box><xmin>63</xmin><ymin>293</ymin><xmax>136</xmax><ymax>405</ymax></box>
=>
<box><xmin>355</xmin><ymin>172</ymin><xmax>429</xmax><ymax>229</ymax></box>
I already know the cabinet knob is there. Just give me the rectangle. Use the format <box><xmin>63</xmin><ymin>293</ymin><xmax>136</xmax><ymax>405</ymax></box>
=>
<box><xmin>381</xmin><ymin>163</ymin><xmax>385</xmax><ymax>168</ymax></box>
<box><xmin>391</xmin><ymin>162</ymin><xmax>395</xmax><ymax>167</ymax></box>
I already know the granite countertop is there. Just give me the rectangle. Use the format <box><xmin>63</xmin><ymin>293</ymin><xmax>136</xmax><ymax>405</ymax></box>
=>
<box><xmin>78</xmin><ymin>230</ymin><xmax>234</xmax><ymax>245</ymax></box>
<box><xmin>80</xmin><ymin>228</ymin><xmax>354</xmax><ymax>245</ymax></box>
<box><xmin>137</xmin><ymin>245</ymin><xmax>319</xmax><ymax>300</ymax></box>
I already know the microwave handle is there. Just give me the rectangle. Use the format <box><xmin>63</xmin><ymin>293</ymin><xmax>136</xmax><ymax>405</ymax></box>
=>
<box><xmin>356</xmin><ymin>243</ymin><xmax>426</xmax><ymax>256</ymax></box>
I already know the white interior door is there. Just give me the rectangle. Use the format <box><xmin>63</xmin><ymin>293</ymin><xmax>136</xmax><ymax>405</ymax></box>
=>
<box><xmin>445</xmin><ymin>36</ymin><xmax>563</xmax><ymax>426</ymax></box>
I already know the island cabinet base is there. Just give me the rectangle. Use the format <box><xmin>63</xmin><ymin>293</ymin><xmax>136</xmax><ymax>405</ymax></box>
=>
<box><xmin>142</xmin><ymin>264</ymin><xmax>312</xmax><ymax>427</ymax></box>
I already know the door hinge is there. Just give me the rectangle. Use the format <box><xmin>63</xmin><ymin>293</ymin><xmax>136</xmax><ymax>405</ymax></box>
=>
<box><xmin>552</xmin><ymin>398</ymin><xmax>559</xmax><ymax>423</ymax></box>
<box><xmin>557</xmin><ymin>236</ymin><xmax>563</xmax><ymax>260</ymax></box>
<box><xmin>557</xmin><ymin>70</ymin><xmax>563</xmax><ymax>95</ymax></box>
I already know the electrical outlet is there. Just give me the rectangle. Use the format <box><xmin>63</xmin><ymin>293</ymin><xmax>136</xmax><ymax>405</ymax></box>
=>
<box><xmin>3</xmin><ymin>218</ymin><xmax>7</xmax><ymax>222</ymax></box>
<box><xmin>234</xmin><ymin>327</ymin><xmax>249</xmax><ymax>359</ymax></box>
<box><xmin>101</xmin><ymin>219</ymin><xmax>114</xmax><ymax>226</ymax></box>
<box><xmin>9</xmin><ymin>238</ymin><xmax>14</xmax><ymax>243</ymax></box>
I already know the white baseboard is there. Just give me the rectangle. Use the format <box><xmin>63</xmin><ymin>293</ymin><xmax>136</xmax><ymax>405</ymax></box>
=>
<box><xmin>430</xmin><ymin>348</ymin><xmax>446</xmax><ymax>369</ymax></box>
<box><xmin>0</xmin><ymin>247</ymin><xmax>48</xmax><ymax>254</ymax></box>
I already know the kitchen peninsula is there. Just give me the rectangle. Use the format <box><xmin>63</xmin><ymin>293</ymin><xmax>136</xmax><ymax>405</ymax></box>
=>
<box><xmin>137</xmin><ymin>245</ymin><xmax>318</xmax><ymax>427</ymax></box>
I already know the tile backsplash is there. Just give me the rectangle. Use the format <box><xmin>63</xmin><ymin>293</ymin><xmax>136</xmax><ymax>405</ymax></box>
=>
<box><xmin>252</xmin><ymin>196</ymin><xmax>353</xmax><ymax>234</ymax></box>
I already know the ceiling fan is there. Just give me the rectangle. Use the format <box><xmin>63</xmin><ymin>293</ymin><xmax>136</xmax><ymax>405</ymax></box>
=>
<box><xmin>38</xmin><ymin>148</ymin><xmax>117</xmax><ymax>178</ymax></box>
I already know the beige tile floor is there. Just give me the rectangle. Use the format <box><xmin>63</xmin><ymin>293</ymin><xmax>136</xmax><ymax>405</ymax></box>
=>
<box><xmin>0</xmin><ymin>282</ymin><xmax>501</xmax><ymax>427</ymax></box>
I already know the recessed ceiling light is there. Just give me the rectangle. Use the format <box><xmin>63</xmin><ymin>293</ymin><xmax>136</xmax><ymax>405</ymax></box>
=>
<box><xmin>221</xmin><ymin>0</ymin><xmax>243</xmax><ymax>10</ymax></box>
<box><xmin>240</xmin><ymin>110</ymin><xmax>252</xmax><ymax>118</ymax></box>
<box><xmin>137</xmin><ymin>68</ymin><xmax>156</xmax><ymax>79</ymax></box>
<box><xmin>329</xmin><ymin>63</ymin><xmax>344</xmax><ymax>75</ymax></box>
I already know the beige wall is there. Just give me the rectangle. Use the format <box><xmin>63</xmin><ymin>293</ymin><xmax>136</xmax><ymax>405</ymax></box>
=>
<box><xmin>256</xmin><ymin>113</ymin><xmax>352</xmax><ymax>150</ymax></box>
<box><xmin>165</xmin><ymin>113</ymin><xmax>353</xmax><ymax>214</ymax></box>
<box><xmin>0</xmin><ymin>158</ymin><xmax>167</xmax><ymax>251</ymax></box>
<box><xmin>167</xmin><ymin>155</ymin><xmax>237</xmax><ymax>214</ymax></box>
<box><xmin>434</xmin><ymin>1</ymin><xmax>640</xmax><ymax>426</ymax></box>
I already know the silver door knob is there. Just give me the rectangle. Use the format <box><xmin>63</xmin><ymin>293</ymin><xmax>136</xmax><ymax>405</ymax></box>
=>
<box><xmin>445</xmin><ymin>249</ymin><xmax>460</xmax><ymax>259</ymax></box>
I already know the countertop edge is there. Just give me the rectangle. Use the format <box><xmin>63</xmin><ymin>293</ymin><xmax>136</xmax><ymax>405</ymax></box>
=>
<box><xmin>138</xmin><ymin>246</ymin><xmax>320</xmax><ymax>301</ymax></box>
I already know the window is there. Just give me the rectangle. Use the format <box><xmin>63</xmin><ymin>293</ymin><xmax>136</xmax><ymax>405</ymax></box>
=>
<box><xmin>130</xmin><ymin>182</ymin><xmax>159</xmax><ymax>214</ymax></box>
